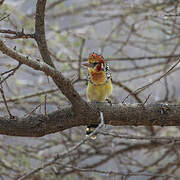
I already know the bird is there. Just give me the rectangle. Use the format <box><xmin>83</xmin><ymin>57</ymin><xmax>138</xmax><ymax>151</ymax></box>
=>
<box><xmin>83</xmin><ymin>52</ymin><xmax>113</xmax><ymax>139</ymax></box>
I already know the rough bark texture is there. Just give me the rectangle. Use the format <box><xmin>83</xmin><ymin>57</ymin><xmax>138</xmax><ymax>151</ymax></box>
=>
<box><xmin>35</xmin><ymin>0</ymin><xmax>55</xmax><ymax>68</ymax></box>
<box><xmin>0</xmin><ymin>39</ymin><xmax>88</xmax><ymax>113</ymax></box>
<box><xmin>34</xmin><ymin>0</ymin><xmax>88</xmax><ymax>112</ymax></box>
<box><xmin>0</xmin><ymin>103</ymin><xmax>179</xmax><ymax>137</ymax></box>
<box><xmin>0</xmin><ymin>0</ymin><xmax>180</xmax><ymax>138</ymax></box>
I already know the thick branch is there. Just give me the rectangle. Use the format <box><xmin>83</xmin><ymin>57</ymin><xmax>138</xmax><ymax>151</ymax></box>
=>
<box><xmin>35</xmin><ymin>0</ymin><xmax>54</xmax><ymax>68</ymax></box>
<box><xmin>33</xmin><ymin>0</ymin><xmax>87</xmax><ymax>111</ymax></box>
<box><xmin>0</xmin><ymin>103</ymin><xmax>179</xmax><ymax>137</ymax></box>
<box><xmin>0</xmin><ymin>39</ymin><xmax>87</xmax><ymax>112</ymax></box>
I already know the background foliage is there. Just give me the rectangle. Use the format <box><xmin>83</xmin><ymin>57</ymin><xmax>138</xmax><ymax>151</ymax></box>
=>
<box><xmin>0</xmin><ymin>0</ymin><xmax>180</xmax><ymax>179</ymax></box>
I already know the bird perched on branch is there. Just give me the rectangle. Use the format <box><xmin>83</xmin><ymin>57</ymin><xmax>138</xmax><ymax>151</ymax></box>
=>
<box><xmin>83</xmin><ymin>52</ymin><xmax>112</xmax><ymax>139</ymax></box>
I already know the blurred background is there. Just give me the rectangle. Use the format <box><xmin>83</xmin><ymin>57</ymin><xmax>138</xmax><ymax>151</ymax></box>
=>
<box><xmin>0</xmin><ymin>0</ymin><xmax>180</xmax><ymax>179</ymax></box>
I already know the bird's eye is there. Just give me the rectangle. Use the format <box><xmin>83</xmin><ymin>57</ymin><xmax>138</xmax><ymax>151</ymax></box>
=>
<box><xmin>92</xmin><ymin>62</ymin><xmax>98</xmax><ymax>67</ymax></box>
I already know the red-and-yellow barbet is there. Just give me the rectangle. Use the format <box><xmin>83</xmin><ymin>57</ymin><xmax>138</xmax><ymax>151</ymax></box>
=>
<box><xmin>83</xmin><ymin>52</ymin><xmax>113</xmax><ymax>138</ymax></box>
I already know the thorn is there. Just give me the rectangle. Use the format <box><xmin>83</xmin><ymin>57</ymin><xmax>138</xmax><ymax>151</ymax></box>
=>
<box><xmin>21</xmin><ymin>28</ymin><xmax>24</xmax><ymax>34</ymax></box>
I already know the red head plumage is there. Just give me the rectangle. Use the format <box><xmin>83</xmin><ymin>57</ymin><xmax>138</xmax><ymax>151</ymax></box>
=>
<box><xmin>88</xmin><ymin>53</ymin><xmax>104</xmax><ymax>71</ymax></box>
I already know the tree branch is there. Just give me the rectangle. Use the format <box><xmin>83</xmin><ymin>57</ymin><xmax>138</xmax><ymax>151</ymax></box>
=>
<box><xmin>0</xmin><ymin>103</ymin><xmax>179</xmax><ymax>137</ymax></box>
<box><xmin>33</xmin><ymin>0</ymin><xmax>88</xmax><ymax>112</ymax></box>
<box><xmin>0</xmin><ymin>39</ymin><xmax>88</xmax><ymax>112</ymax></box>
<box><xmin>34</xmin><ymin>0</ymin><xmax>55</xmax><ymax>68</ymax></box>
<box><xmin>0</xmin><ymin>29</ymin><xmax>34</xmax><ymax>39</ymax></box>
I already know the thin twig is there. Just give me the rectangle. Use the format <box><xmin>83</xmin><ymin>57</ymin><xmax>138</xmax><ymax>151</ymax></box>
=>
<box><xmin>24</xmin><ymin>102</ymin><xmax>43</xmax><ymax>117</ymax></box>
<box><xmin>18</xmin><ymin>111</ymin><xmax>104</xmax><ymax>180</ymax></box>
<box><xmin>0</xmin><ymin>62</ymin><xmax>21</xmax><ymax>85</ymax></box>
<box><xmin>0</xmin><ymin>84</ymin><xmax>14</xmax><ymax>118</ymax></box>
<box><xmin>43</xmin><ymin>54</ymin><xmax>180</xmax><ymax>63</ymax></box>
<box><xmin>0</xmin><ymin>14</ymin><xmax>10</xmax><ymax>21</ymax></box>
<box><xmin>122</xmin><ymin>58</ymin><xmax>180</xmax><ymax>102</ymax></box>
<box><xmin>142</xmin><ymin>94</ymin><xmax>151</xmax><ymax>106</ymax></box>
<box><xmin>136</xmin><ymin>58</ymin><xmax>180</xmax><ymax>94</ymax></box>
<box><xmin>0</xmin><ymin>88</ymin><xmax>58</xmax><ymax>103</ymax></box>
<box><xmin>52</xmin><ymin>163</ymin><xmax>180</xmax><ymax>179</ymax></box>
<box><xmin>100</xmin><ymin>131</ymin><xmax>180</xmax><ymax>142</ymax></box>
<box><xmin>112</xmin><ymin>80</ymin><xmax>142</xmax><ymax>103</ymax></box>
<box><xmin>78</xmin><ymin>38</ymin><xmax>85</xmax><ymax>79</ymax></box>
<box><xmin>44</xmin><ymin>94</ymin><xmax>47</xmax><ymax>116</ymax></box>
<box><xmin>0</xmin><ymin>29</ymin><xmax>35</xmax><ymax>39</ymax></box>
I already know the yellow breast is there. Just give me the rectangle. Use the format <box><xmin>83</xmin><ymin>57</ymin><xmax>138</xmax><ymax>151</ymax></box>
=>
<box><xmin>86</xmin><ymin>80</ymin><xmax>112</xmax><ymax>102</ymax></box>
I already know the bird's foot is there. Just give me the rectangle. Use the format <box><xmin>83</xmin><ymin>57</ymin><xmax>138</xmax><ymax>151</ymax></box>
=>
<box><xmin>106</xmin><ymin>98</ymin><xmax>112</xmax><ymax>106</ymax></box>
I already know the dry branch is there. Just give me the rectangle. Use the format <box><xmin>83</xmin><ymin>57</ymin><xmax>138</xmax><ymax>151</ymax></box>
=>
<box><xmin>0</xmin><ymin>103</ymin><xmax>179</xmax><ymax>137</ymax></box>
<box><xmin>0</xmin><ymin>39</ymin><xmax>88</xmax><ymax>112</ymax></box>
<box><xmin>34</xmin><ymin>0</ymin><xmax>88</xmax><ymax>112</ymax></box>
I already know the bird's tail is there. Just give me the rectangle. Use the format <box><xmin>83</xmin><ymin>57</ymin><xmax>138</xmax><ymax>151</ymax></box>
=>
<box><xmin>86</xmin><ymin>125</ymin><xmax>98</xmax><ymax>139</ymax></box>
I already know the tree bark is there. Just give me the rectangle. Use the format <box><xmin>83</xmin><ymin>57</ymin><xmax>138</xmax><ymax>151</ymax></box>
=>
<box><xmin>0</xmin><ymin>103</ymin><xmax>179</xmax><ymax>137</ymax></box>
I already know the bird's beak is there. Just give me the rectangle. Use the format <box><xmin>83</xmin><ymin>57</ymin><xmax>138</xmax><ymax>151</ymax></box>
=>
<box><xmin>82</xmin><ymin>62</ymin><xmax>91</xmax><ymax>68</ymax></box>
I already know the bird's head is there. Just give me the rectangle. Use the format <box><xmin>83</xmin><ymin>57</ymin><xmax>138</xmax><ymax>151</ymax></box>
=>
<box><xmin>83</xmin><ymin>53</ymin><xmax>105</xmax><ymax>72</ymax></box>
